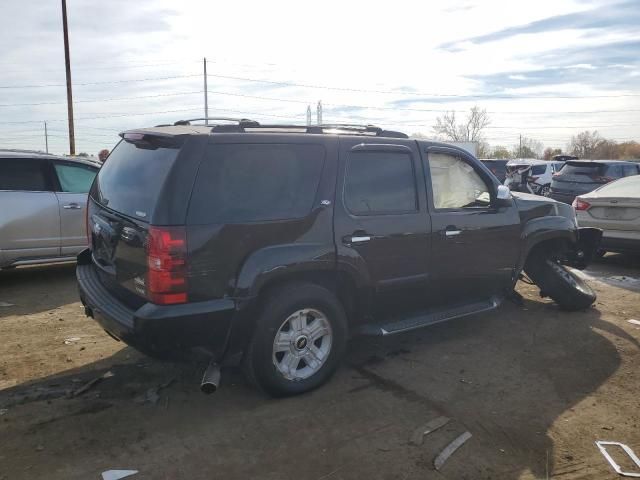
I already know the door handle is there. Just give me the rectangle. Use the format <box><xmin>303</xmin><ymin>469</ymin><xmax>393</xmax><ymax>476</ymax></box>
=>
<box><xmin>351</xmin><ymin>235</ymin><xmax>371</xmax><ymax>243</ymax></box>
<box><xmin>343</xmin><ymin>231</ymin><xmax>372</xmax><ymax>245</ymax></box>
<box><xmin>63</xmin><ymin>203</ymin><xmax>82</xmax><ymax>210</ymax></box>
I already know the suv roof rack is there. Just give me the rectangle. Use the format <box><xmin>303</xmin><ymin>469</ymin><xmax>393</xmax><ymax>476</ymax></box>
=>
<box><xmin>171</xmin><ymin>118</ymin><xmax>407</xmax><ymax>138</ymax></box>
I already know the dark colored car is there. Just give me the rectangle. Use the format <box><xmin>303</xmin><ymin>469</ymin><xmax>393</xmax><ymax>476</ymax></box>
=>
<box><xmin>480</xmin><ymin>159</ymin><xmax>509</xmax><ymax>183</ymax></box>
<box><xmin>549</xmin><ymin>160</ymin><xmax>640</xmax><ymax>204</ymax></box>
<box><xmin>77</xmin><ymin>119</ymin><xmax>601</xmax><ymax>397</ymax></box>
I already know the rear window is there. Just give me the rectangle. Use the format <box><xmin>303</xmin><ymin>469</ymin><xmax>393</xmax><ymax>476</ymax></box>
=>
<box><xmin>187</xmin><ymin>144</ymin><xmax>325</xmax><ymax>224</ymax></box>
<box><xmin>558</xmin><ymin>162</ymin><xmax>606</xmax><ymax>176</ymax></box>
<box><xmin>92</xmin><ymin>140</ymin><xmax>179</xmax><ymax>220</ymax></box>
<box><xmin>595</xmin><ymin>175</ymin><xmax>640</xmax><ymax>196</ymax></box>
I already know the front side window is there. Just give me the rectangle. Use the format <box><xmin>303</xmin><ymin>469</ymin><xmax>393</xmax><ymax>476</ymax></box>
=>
<box><xmin>344</xmin><ymin>151</ymin><xmax>417</xmax><ymax>215</ymax></box>
<box><xmin>0</xmin><ymin>158</ymin><xmax>48</xmax><ymax>191</ymax></box>
<box><xmin>428</xmin><ymin>153</ymin><xmax>491</xmax><ymax>209</ymax></box>
<box><xmin>54</xmin><ymin>162</ymin><xmax>98</xmax><ymax>193</ymax></box>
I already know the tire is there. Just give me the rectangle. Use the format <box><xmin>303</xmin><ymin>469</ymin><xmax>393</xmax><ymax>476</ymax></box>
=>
<box><xmin>525</xmin><ymin>255</ymin><xmax>596</xmax><ymax>311</ymax></box>
<box><xmin>243</xmin><ymin>282</ymin><xmax>348</xmax><ymax>397</ymax></box>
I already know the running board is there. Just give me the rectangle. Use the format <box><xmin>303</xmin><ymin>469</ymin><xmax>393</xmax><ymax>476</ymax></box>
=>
<box><xmin>357</xmin><ymin>297</ymin><xmax>501</xmax><ymax>336</ymax></box>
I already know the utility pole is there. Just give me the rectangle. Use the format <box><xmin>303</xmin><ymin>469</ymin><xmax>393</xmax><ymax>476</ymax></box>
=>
<box><xmin>61</xmin><ymin>0</ymin><xmax>75</xmax><ymax>155</ymax></box>
<box><xmin>519</xmin><ymin>134</ymin><xmax>522</xmax><ymax>158</ymax></box>
<box><xmin>306</xmin><ymin>105</ymin><xmax>312</xmax><ymax>126</ymax></box>
<box><xmin>317</xmin><ymin>100</ymin><xmax>322</xmax><ymax>125</ymax></box>
<box><xmin>203</xmin><ymin>57</ymin><xmax>209</xmax><ymax>125</ymax></box>
<box><xmin>44</xmin><ymin>121</ymin><xmax>49</xmax><ymax>154</ymax></box>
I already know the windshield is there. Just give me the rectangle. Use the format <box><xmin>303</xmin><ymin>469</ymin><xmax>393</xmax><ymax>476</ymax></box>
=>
<box><xmin>91</xmin><ymin>140</ymin><xmax>179</xmax><ymax>221</ymax></box>
<box><xmin>558</xmin><ymin>162</ymin><xmax>606</xmax><ymax>176</ymax></box>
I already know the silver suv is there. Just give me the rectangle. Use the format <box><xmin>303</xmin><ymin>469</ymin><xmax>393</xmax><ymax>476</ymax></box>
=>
<box><xmin>0</xmin><ymin>150</ymin><xmax>99</xmax><ymax>268</ymax></box>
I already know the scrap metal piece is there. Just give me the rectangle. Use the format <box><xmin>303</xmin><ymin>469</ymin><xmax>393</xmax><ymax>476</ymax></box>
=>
<box><xmin>628</xmin><ymin>319</ymin><xmax>640</xmax><ymax>327</ymax></box>
<box><xmin>595</xmin><ymin>441</ymin><xmax>640</xmax><ymax>478</ymax></box>
<box><xmin>102</xmin><ymin>470</ymin><xmax>138</xmax><ymax>480</ymax></box>
<box><xmin>68</xmin><ymin>370</ymin><xmax>113</xmax><ymax>398</ymax></box>
<box><xmin>434</xmin><ymin>431</ymin><xmax>472</xmax><ymax>471</ymax></box>
<box><xmin>410</xmin><ymin>416</ymin><xmax>450</xmax><ymax>446</ymax></box>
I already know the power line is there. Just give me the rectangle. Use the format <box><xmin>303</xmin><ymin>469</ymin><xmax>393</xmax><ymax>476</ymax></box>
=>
<box><xmin>0</xmin><ymin>91</ymin><xmax>203</xmax><ymax>108</ymax></box>
<box><xmin>0</xmin><ymin>74</ymin><xmax>201</xmax><ymax>89</ymax></box>
<box><xmin>205</xmin><ymin>73</ymin><xmax>640</xmax><ymax>99</ymax></box>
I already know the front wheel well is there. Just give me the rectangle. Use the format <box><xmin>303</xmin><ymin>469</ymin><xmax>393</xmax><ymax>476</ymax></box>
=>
<box><xmin>524</xmin><ymin>237</ymin><xmax>572</xmax><ymax>267</ymax></box>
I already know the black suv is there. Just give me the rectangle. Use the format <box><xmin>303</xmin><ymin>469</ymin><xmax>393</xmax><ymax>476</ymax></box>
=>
<box><xmin>77</xmin><ymin>119</ymin><xmax>601</xmax><ymax>396</ymax></box>
<box><xmin>549</xmin><ymin>159</ymin><xmax>640</xmax><ymax>204</ymax></box>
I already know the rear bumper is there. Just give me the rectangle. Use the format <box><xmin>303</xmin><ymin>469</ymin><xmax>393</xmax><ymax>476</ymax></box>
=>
<box><xmin>76</xmin><ymin>256</ymin><xmax>236</xmax><ymax>361</ymax></box>
<box><xmin>600</xmin><ymin>231</ymin><xmax>640</xmax><ymax>254</ymax></box>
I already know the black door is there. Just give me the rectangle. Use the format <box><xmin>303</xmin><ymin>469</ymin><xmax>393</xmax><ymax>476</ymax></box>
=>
<box><xmin>422</xmin><ymin>147</ymin><xmax>521</xmax><ymax>305</ymax></box>
<box><xmin>334</xmin><ymin>139</ymin><xmax>432</xmax><ymax>321</ymax></box>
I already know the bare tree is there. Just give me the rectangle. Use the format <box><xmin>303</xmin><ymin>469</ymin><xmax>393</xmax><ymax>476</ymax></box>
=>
<box><xmin>514</xmin><ymin>137</ymin><xmax>544</xmax><ymax>159</ymax></box>
<box><xmin>569</xmin><ymin>131</ymin><xmax>602</xmax><ymax>159</ymax></box>
<box><xmin>433</xmin><ymin>106</ymin><xmax>490</xmax><ymax>143</ymax></box>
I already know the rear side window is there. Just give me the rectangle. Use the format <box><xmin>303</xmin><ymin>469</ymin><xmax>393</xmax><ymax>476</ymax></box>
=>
<box><xmin>0</xmin><ymin>158</ymin><xmax>49</xmax><ymax>191</ymax></box>
<box><xmin>622</xmin><ymin>164</ymin><xmax>639</xmax><ymax>176</ymax></box>
<box><xmin>92</xmin><ymin>140</ymin><xmax>179</xmax><ymax>220</ymax></box>
<box><xmin>188</xmin><ymin>144</ymin><xmax>325</xmax><ymax>224</ymax></box>
<box><xmin>604</xmin><ymin>164</ymin><xmax>624</xmax><ymax>178</ymax></box>
<box><xmin>54</xmin><ymin>162</ymin><xmax>97</xmax><ymax>193</ymax></box>
<box><xmin>531</xmin><ymin>165</ymin><xmax>546</xmax><ymax>175</ymax></box>
<box><xmin>344</xmin><ymin>151</ymin><xmax>417</xmax><ymax>215</ymax></box>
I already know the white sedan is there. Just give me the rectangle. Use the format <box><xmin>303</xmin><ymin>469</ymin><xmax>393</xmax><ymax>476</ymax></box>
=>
<box><xmin>573</xmin><ymin>174</ymin><xmax>640</xmax><ymax>255</ymax></box>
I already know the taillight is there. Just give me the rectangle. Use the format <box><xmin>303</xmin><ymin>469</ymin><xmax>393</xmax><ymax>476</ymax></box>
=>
<box><xmin>146</xmin><ymin>226</ymin><xmax>188</xmax><ymax>305</ymax></box>
<box><xmin>85</xmin><ymin>200</ymin><xmax>90</xmax><ymax>246</ymax></box>
<box><xmin>591</xmin><ymin>175</ymin><xmax>613</xmax><ymax>183</ymax></box>
<box><xmin>572</xmin><ymin>198</ymin><xmax>590</xmax><ymax>211</ymax></box>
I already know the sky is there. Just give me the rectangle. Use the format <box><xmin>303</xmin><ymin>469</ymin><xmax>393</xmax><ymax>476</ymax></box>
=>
<box><xmin>0</xmin><ymin>0</ymin><xmax>639</xmax><ymax>156</ymax></box>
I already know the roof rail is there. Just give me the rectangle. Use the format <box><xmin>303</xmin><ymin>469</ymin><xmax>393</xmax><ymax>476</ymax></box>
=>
<box><xmin>170</xmin><ymin>118</ymin><xmax>408</xmax><ymax>138</ymax></box>
<box><xmin>173</xmin><ymin>117</ymin><xmax>259</xmax><ymax>127</ymax></box>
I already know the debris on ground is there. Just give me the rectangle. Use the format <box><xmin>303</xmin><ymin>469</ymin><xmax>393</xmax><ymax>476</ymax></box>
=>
<box><xmin>101</xmin><ymin>470</ymin><xmax>138</xmax><ymax>480</ymax></box>
<box><xmin>68</xmin><ymin>371</ymin><xmax>114</xmax><ymax>398</ymax></box>
<box><xmin>628</xmin><ymin>319</ymin><xmax>640</xmax><ymax>327</ymax></box>
<box><xmin>63</xmin><ymin>337</ymin><xmax>81</xmax><ymax>345</ymax></box>
<box><xmin>134</xmin><ymin>378</ymin><xmax>175</xmax><ymax>406</ymax></box>
<box><xmin>0</xmin><ymin>301</ymin><xmax>14</xmax><ymax>307</ymax></box>
<box><xmin>35</xmin><ymin>445</ymin><xmax>44</xmax><ymax>452</ymax></box>
<box><xmin>434</xmin><ymin>431</ymin><xmax>473</xmax><ymax>471</ymax></box>
<box><xmin>0</xmin><ymin>408</ymin><xmax>8</xmax><ymax>416</ymax></box>
<box><xmin>595</xmin><ymin>441</ymin><xmax>640</xmax><ymax>477</ymax></box>
<box><xmin>409</xmin><ymin>416</ymin><xmax>450</xmax><ymax>446</ymax></box>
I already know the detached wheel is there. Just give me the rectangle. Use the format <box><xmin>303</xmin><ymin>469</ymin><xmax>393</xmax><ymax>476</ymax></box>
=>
<box><xmin>244</xmin><ymin>283</ymin><xmax>347</xmax><ymax>397</ymax></box>
<box><xmin>525</xmin><ymin>255</ymin><xmax>596</xmax><ymax>311</ymax></box>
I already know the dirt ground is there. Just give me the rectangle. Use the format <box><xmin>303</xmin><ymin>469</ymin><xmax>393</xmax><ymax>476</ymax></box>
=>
<box><xmin>1</xmin><ymin>255</ymin><xmax>639</xmax><ymax>480</ymax></box>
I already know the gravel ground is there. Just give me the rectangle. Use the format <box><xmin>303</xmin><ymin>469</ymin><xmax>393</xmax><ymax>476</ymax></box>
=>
<box><xmin>1</xmin><ymin>254</ymin><xmax>639</xmax><ymax>480</ymax></box>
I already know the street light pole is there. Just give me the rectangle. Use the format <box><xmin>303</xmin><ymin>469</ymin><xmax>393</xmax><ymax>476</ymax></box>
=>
<box><xmin>203</xmin><ymin>57</ymin><xmax>209</xmax><ymax>126</ymax></box>
<box><xmin>61</xmin><ymin>0</ymin><xmax>75</xmax><ymax>155</ymax></box>
<box><xmin>44</xmin><ymin>121</ymin><xmax>49</xmax><ymax>154</ymax></box>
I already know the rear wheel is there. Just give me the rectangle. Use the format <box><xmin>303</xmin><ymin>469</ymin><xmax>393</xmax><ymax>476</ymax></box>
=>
<box><xmin>525</xmin><ymin>254</ymin><xmax>596</xmax><ymax>311</ymax></box>
<box><xmin>244</xmin><ymin>283</ymin><xmax>347</xmax><ymax>397</ymax></box>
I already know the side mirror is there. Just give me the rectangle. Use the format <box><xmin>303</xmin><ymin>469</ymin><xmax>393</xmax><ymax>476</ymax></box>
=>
<box><xmin>496</xmin><ymin>185</ymin><xmax>512</xmax><ymax>206</ymax></box>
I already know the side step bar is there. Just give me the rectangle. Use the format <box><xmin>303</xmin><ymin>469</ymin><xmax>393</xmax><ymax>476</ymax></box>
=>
<box><xmin>357</xmin><ymin>297</ymin><xmax>501</xmax><ymax>336</ymax></box>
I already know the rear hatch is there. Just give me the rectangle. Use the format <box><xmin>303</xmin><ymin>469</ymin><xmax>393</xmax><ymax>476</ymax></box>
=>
<box><xmin>551</xmin><ymin>161</ymin><xmax>610</xmax><ymax>195</ymax></box>
<box><xmin>88</xmin><ymin>135</ymin><xmax>183</xmax><ymax>308</ymax></box>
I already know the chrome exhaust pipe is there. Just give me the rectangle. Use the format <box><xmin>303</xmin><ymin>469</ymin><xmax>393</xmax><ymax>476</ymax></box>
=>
<box><xmin>200</xmin><ymin>361</ymin><xmax>221</xmax><ymax>394</ymax></box>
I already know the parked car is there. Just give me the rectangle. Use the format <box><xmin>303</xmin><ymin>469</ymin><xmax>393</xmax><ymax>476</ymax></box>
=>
<box><xmin>0</xmin><ymin>150</ymin><xmax>99</xmax><ymax>269</ymax></box>
<box><xmin>504</xmin><ymin>159</ymin><xmax>565</xmax><ymax>196</ymax></box>
<box><xmin>574</xmin><ymin>175</ymin><xmax>640</xmax><ymax>255</ymax></box>
<box><xmin>76</xmin><ymin>119</ymin><xmax>601</xmax><ymax>397</ymax></box>
<box><xmin>549</xmin><ymin>160</ymin><xmax>640</xmax><ymax>204</ymax></box>
<box><xmin>480</xmin><ymin>159</ymin><xmax>509</xmax><ymax>183</ymax></box>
